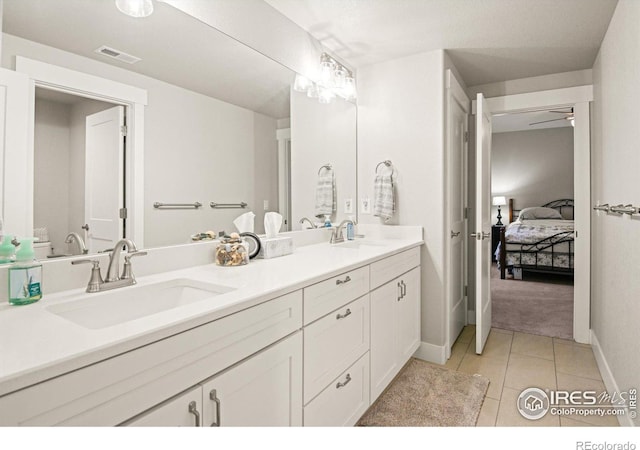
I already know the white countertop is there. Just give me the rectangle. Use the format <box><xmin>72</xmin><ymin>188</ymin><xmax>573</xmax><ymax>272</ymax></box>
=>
<box><xmin>0</xmin><ymin>234</ymin><xmax>423</xmax><ymax>397</ymax></box>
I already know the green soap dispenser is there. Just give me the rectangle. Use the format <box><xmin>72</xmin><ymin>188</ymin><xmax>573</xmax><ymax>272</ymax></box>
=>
<box><xmin>0</xmin><ymin>236</ymin><xmax>16</xmax><ymax>264</ymax></box>
<box><xmin>8</xmin><ymin>238</ymin><xmax>43</xmax><ymax>305</ymax></box>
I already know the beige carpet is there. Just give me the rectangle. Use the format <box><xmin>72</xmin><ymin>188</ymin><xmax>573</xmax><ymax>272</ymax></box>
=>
<box><xmin>358</xmin><ymin>358</ymin><xmax>489</xmax><ymax>427</ymax></box>
<box><xmin>491</xmin><ymin>265</ymin><xmax>573</xmax><ymax>339</ymax></box>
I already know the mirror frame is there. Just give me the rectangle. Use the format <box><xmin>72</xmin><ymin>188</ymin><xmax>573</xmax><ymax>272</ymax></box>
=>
<box><xmin>15</xmin><ymin>56</ymin><xmax>147</xmax><ymax>248</ymax></box>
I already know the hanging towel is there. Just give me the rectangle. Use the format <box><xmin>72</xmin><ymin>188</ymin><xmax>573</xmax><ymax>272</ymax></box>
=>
<box><xmin>315</xmin><ymin>172</ymin><xmax>336</xmax><ymax>217</ymax></box>
<box><xmin>373</xmin><ymin>175</ymin><xmax>395</xmax><ymax>222</ymax></box>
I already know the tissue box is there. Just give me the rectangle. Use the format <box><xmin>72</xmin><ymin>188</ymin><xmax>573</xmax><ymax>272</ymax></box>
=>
<box><xmin>258</xmin><ymin>236</ymin><xmax>293</xmax><ymax>259</ymax></box>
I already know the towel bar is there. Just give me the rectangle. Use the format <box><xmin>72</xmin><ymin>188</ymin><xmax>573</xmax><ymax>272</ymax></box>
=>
<box><xmin>154</xmin><ymin>202</ymin><xmax>202</xmax><ymax>209</ymax></box>
<box><xmin>375</xmin><ymin>160</ymin><xmax>395</xmax><ymax>178</ymax></box>
<box><xmin>210</xmin><ymin>202</ymin><xmax>248</xmax><ymax>209</ymax></box>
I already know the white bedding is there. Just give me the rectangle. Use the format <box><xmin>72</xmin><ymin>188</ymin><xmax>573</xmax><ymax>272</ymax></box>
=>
<box><xmin>502</xmin><ymin>219</ymin><xmax>574</xmax><ymax>269</ymax></box>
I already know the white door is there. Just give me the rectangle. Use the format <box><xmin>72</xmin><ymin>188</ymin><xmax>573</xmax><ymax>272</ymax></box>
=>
<box><xmin>448</xmin><ymin>92</ymin><xmax>468</xmax><ymax>349</ymax></box>
<box><xmin>85</xmin><ymin>106</ymin><xmax>125</xmax><ymax>253</ymax></box>
<box><xmin>474</xmin><ymin>93</ymin><xmax>493</xmax><ymax>354</ymax></box>
<box><xmin>201</xmin><ymin>332</ymin><xmax>302</xmax><ymax>427</ymax></box>
<box><xmin>0</xmin><ymin>69</ymin><xmax>31</xmax><ymax>237</ymax></box>
<box><xmin>397</xmin><ymin>267</ymin><xmax>421</xmax><ymax>363</ymax></box>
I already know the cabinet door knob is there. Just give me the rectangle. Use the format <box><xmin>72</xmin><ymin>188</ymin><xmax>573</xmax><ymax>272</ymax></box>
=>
<box><xmin>209</xmin><ymin>389</ymin><xmax>221</xmax><ymax>427</ymax></box>
<box><xmin>336</xmin><ymin>275</ymin><xmax>352</xmax><ymax>285</ymax></box>
<box><xmin>188</xmin><ymin>401</ymin><xmax>201</xmax><ymax>427</ymax></box>
<box><xmin>336</xmin><ymin>373</ymin><xmax>352</xmax><ymax>389</ymax></box>
<box><xmin>336</xmin><ymin>308</ymin><xmax>352</xmax><ymax>320</ymax></box>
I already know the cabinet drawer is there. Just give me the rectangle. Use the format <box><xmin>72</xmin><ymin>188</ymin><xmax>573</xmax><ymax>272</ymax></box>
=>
<box><xmin>303</xmin><ymin>295</ymin><xmax>369</xmax><ymax>403</ymax></box>
<box><xmin>369</xmin><ymin>247</ymin><xmax>420</xmax><ymax>290</ymax></box>
<box><xmin>0</xmin><ymin>290</ymin><xmax>302</xmax><ymax>426</ymax></box>
<box><xmin>303</xmin><ymin>352</ymin><xmax>370</xmax><ymax>427</ymax></box>
<box><xmin>303</xmin><ymin>266</ymin><xmax>369</xmax><ymax>325</ymax></box>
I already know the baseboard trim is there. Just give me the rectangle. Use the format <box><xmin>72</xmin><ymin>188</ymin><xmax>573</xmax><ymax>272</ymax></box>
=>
<box><xmin>591</xmin><ymin>330</ymin><xmax>635</xmax><ymax>427</ymax></box>
<box><xmin>413</xmin><ymin>341</ymin><xmax>446</xmax><ymax>365</ymax></box>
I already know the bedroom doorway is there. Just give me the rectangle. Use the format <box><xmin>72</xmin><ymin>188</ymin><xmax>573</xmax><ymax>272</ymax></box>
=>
<box><xmin>470</xmin><ymin>86</ymin><xmax>592</xmax><ymax>345</ymax></box>
<box><xmin>490</xmin><ymin>107</ymin><xmax>576</xmax><ymax>339</ymax></box>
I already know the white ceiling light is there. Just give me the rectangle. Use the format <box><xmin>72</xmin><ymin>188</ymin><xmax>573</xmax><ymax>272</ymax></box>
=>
<box><xmin>116</xmin><ymin>0</ymin><xmax>154</xmax><ymax>18</ymax></box>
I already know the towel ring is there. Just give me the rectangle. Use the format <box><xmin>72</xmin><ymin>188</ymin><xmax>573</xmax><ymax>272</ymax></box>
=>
<box><xmin>375</xmin><ymin>160</ymin><xmax>395</xmax><ymax>178</ymax></box>
<box><xmin>318</xmin><ymin>163</ymin><xmax>333</xmax><ymax>176</ymax></box>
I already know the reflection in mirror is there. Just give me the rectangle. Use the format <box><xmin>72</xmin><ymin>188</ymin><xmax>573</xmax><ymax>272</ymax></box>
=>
<box><xmin>33</xmin><ymin>88</ymin><xmax>120</xmax><ymax>257</ymax></box>
<box><xmin>2</xmin><ymin>0</ymin><xmax>295</xmax><ymax>256</ymax></box>
<box><xmin>291</xmin><ymin>90</ymin><xmax>357</xmax><ymax>229</ymax></box>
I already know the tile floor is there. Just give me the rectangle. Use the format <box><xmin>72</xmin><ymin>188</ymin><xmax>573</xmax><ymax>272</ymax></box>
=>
<box><xmin>440</xmin><ymin>326</ymin><xmax>618</xmax><ymax>427</ymax></box>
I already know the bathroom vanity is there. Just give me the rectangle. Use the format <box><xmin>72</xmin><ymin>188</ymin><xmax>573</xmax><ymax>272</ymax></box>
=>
<box><xmin>0</xmin><ymin>228</ymin><xmax>423</xmax><ymax>426</ymax></box>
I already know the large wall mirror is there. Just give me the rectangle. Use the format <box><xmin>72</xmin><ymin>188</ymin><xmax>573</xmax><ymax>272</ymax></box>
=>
<box><xmin>1</xmin><ymin>0</ymin><xmax>357</xmax><ymax>260</ymax></box>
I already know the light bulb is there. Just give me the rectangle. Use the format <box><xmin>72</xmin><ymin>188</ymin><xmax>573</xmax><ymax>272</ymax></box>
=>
<box><xmin>342</xmin><ymin>75</ymin><xmax>357</xmax><ymax>101</ymax></box>
<box><xmin>293</xmin><ymin>74</ymin><xmax>312</xmax><ymax>92</ymax></box>
<box><xmin>116</xmin><ymin>0</ymin><xmax>154</xmax><ymax>18</ymax></box>
<box><xmin>318</xmin><ymin>86</ymin><xmax>335</xmax><ymax>104</ymax></box>
<box><xmin>319</xmin><ymin>54</ymin><xmax>334</xmax><ymax>87</ymax></box>
<box><xmin>306</xmin><ymin>83</ymin><xmax>319</xmax><ymax>98</ymax></box>
<box><xmin>333</xmin><ymin>65</ymin><xmax>346</xmax><ymax>89</ymax></box>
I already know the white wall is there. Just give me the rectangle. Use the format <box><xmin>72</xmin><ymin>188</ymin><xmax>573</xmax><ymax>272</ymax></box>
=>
<box><xmin>253</xmin><ymin>112</ymin><xmax>279</xmax><ymax>234</ymax></box>
<box><xmin>33</xmin><ymin>98</ymin><xmax>70</xmax><ymax>253</ymax></box>
<box><xmin>491</xmin><ymin>127</ymin><xmax>574</xmax><ymax>224</ymax></box>
<box><xmin>2</xmin><ymin>33</ymin><xmax>279</xmax><ymax>248</ymax></box>
<box><xmin>358</xmin><ymin>50</ymin><xmax>446</xmax><ymax>351</ymax></box>
<box><xmin>591</xmin><ymin>0</ymin><xmax>640</xmax><ymax>426</ymax></box>
<box><xmin>467</xmin><ymin>69</ymin><xmax>593</xmax><ymax>99</ymax></box>
<box><xmin>291</xmin><ymin>90</ymin><xmax>356</xmax><ymax>228</ymax></box>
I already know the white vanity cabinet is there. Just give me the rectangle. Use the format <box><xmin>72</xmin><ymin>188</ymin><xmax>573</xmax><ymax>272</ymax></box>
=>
<box><xmin>370</xmin><ymin>259</ymin><xmax>421</xmax><ymax>403</ymax></box>
<box><xmin>125</xmin><ymin>332</ymin><xmax>302</xmax><ymax>427</ymax></box>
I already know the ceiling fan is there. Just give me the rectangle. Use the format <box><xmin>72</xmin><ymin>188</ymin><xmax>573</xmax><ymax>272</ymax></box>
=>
<box><xmin>529</xmin><ymin>108</ymin><xmax>574</xmax><ymax>126</ymax></box>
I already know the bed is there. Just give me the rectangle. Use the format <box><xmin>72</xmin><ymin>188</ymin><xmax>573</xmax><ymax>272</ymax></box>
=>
<box><xmin>497</xmin><ymin>199</ymin><xmax>574</xmax><ymax>280</ymax></box>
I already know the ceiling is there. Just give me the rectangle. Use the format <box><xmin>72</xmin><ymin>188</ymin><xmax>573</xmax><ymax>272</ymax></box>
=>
<box><xmin>492</xmin><ymin>108</ymin><xmax>573</xmax><ymax>134</ymax></box>
<box><xmin>264</xmin><ymin>0</ymin><xmax>618</xmax><ymax>86</ymax></box>
<box><xmin>3</xmin><ymin>0</ymin><xmax>293</xmax><ymax>119</ymax></box>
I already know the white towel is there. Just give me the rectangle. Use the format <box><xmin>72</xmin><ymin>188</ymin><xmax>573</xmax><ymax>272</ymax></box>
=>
<box><xmin>315</xmin><ymin>173</ymin><xmax>336</xmax><ymax>217</ymax></box>
<box><xmin>373</xmin><ymin>175</ymin><xmax>395</xmax><ymax>222</ymax></box>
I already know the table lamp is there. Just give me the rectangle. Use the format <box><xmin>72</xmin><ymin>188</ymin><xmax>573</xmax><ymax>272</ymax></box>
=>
<box><xmin>492</xmin><ymin>196</ymin><xmax>507</xmax><ymax>226</ymax></box>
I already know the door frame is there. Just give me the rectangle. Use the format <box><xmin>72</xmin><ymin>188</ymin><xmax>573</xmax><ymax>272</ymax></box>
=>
<box><xmin>444</xmin><ymin>69</ymin><xmax>471</xmax><ymax>357</ymax></box>
<box><xmin>471</xmin><ymin>85</ymin><xmax>593</xmax><ymax>344</ymax></box>
<box><xmin>14</xmin><ymin>56</ymin><xmax>148</xmax><ymax>247</ymax></box>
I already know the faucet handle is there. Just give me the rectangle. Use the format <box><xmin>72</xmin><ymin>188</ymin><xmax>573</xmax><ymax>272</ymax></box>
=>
<box><xmin>71</xmin><ymin>259</ymin><xmax>104</xmax><ymax>293</ymax></box>
<box><xmin>121</xmin><ymin>251</ymin><xmax>147</xmax><ymax>281</ymax></box>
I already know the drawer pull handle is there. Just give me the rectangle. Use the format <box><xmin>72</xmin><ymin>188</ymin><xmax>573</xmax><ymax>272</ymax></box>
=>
<box><xmin>209</xmin><ymin>389</ymin><xmax>221</xmax><ymax>427</ymax></box>
<box><xmin>336</xmin><ymin>275</ymin><xmax>352</xmax><ymax>285</ymax></box>
<box><xmin>397</xmin><ymin>281</ymin><xmax>402</xmax><ymax>301</ymax></box>
<box><xmin>336</xmin><ymin>373</ymin><xmax>352</xmax><ymax>389</ymax></box>
<box><xmin>188</xmin><ymin>401</ymin><xmax>201</xmax><ymax>427</ymax></box>
<box><xmin>336</xmin><ymin>308</ymin><xmax>352</xmax><ymax>320</ymax></box>
<box><xmin>401</xmin><ymin>280</ymin><xmax>407</xmax><ymax>298</ymax></box>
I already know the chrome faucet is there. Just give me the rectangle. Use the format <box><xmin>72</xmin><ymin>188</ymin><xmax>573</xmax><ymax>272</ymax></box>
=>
<box><xmin>299</xmin><ymin>217</ymin><xmax>317</xmax><ymax>229</ymax></box>
<box><xmin>65</xmin><ymin>232</ymin><xmax>88</xmax><ymax>255</ymax></box>
<box><xmin>330</xmin><ymin>219</ymin><xmax>355</xmax><ymax>244</ymax></box>
<box><xmin>106</xmin><ymin>239</ymin><xmax>139</xmax><ymax>282</ymax></box>
<box><xmin>72</xmin><ymin>239</ymin><xmax>147</xmax><ymax>293</ymax></box>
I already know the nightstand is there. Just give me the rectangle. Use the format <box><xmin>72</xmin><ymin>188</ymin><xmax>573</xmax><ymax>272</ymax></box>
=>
<box><xmin>491</xmin><ymin>225</ymin><xmax>504</xmax><ymax>262</ymax></box>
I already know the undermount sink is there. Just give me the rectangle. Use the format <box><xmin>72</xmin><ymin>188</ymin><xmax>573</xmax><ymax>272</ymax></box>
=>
<box><xmin>47</xmin><ymin>278</ymin><xmax>234</xmax><ymax>329</ymax></box>
<box><xmin>333</xmin><ymin>240</ymin><xmax>387</xmax><ymax>249</ymax></box>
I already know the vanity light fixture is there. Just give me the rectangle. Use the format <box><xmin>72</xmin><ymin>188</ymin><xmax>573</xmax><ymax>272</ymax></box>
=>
<box><xmin>116</xmin><ymin>0</ymin><xmax>154</xmax><ymax>18</ymax></box>
<box><xmin>293</xmin><ymin>52</ymin><xmax>357</xmax><ymax>104</ymax></box>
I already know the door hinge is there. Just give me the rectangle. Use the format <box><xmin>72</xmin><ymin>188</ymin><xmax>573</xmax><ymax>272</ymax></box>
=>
<box><xmin>464</xmin><ymin>131</ymin><xmax>469</xmax><ymax>143</ymax></box>
<box><xmin>464</xmin><ymin>207</ymin><xmax>469</xmax><ymax>219</ymax></box>
<box><xmin>121</xmin><ymin>125</ymin><xmax>128</xmax><ymax>136</ymax></box>
<box><xmin>464</xmin><ymin>285</ymin><xmax>468</xmax><ymax>297</ymax></box>
<box><xmin>119</xmin><ymin>208</ymin><xmax>127</xmax><ymax>219</ymax></box>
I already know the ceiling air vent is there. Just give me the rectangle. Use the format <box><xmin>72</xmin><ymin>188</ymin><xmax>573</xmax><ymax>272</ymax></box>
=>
<box><xmin>94</xmin><ymin>46</ymin><xmax>141</xmax><ymax>64</ymax></box>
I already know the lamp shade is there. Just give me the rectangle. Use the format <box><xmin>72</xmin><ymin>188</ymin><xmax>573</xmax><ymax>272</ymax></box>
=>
<box><xmin>492</xmin><ymin>196</ymin><xmax>507</xmax><ymax>206</ymax></box>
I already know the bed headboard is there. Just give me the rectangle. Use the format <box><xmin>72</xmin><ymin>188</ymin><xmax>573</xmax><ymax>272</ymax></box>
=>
<box><xmin>509</xmin><ymin>198</ymin><xmax>574</xmax><ymax>222</ymax></box>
